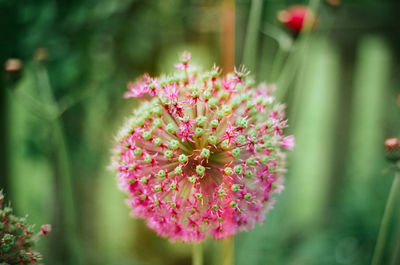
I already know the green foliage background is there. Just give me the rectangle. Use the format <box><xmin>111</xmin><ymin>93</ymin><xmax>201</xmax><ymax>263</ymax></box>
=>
<box><xmin>1</xmin><ymin>0</ymin><xmax>400</xmax><ymax>264</ymax></box>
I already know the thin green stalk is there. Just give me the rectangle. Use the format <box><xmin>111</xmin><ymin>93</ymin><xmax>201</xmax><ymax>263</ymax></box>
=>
<box><xmin>192</xmin><ymin>243</ymin><xmax>203</xmax><ymax>265</ymax></box>
<box><xmin>222</xmin><ymin>236</ymin><xmax>234</xmax><ymax>265</ymax></box>
<box><xmin>270</xmin><ymin>47</ymin><xmax>287</xmax><ymax>83</ymax></box>
<box><xmin>35</xmin><ymin>63</ymin><xmax>84</xmax><ymax>265</ymax></box>
<box><xmin>242</xmin><ymin>0</ymin><xmax>263</xmax><ymax>72</ymax></box>
<box><xmin>371</xmin><ymin>167</ymin><xmax>400</xmax><ymax>265</ymax></box>
<box><xmin>275</xmin><ymin>0</ymin><xmax>321</xmax><ymax>102</ymax></box>
<box><xmin>390</xmin><ymin>209</ymin><xmax>400</xmax><ymax>265</ymax></box>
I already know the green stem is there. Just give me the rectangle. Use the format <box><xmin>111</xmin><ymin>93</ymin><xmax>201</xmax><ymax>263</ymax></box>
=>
<box><xmin>371</xmin><ymin>167</ymin><xmax>400</xmax><ymax>265</ymax></box>
<box><xmin>276</xmin><ymin>0</ymin><xmax>320</xmax><ymax>101</ymax></box>
<box><xmin>222</xmin><ymin>236</ymin><xmax>234</xmax><ymax>265</ymax></box>
<box><xmin>35</xmin><ymin>63</ymin><xmax>84</xmax><ymax>265</ymax></box>
<box><xmin>270</xmin><ymin>47</ymin><xmax>287</xmax><ymax>84</ymax></box>
<box><xmin>192</xmin><ymin>243</ymin><xmax>203</xmax><ymax>265</ymax></box>
<box><xmin>242</xmin><ymin>0</ymin><xmax>263</xmax><ymax>72</ymax></box>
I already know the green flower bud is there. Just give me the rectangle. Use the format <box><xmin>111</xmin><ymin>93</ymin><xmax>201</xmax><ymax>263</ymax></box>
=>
<box><xmin>188</xmin><ymin>176</ymin><xmax>197</xmax><ymax>184</ymax></box>
<box><xmin>208</xmin><ymin>98</ymin><xmax>218</xmax><ymax>109</ymax></box>
<box><xmin>169</xmin><ymin>183</ymin><xmax>177</xmax><ymax>190</ymax></box>
<box><xmin>164</xmin><ymin>150</ymin><xmax>173</xmax><ymax>159</ymax></box>
<box><xmin>129</xmin><ymin>164</ymin><xmax>136</xmax><ymax>171</ymax></box>
<box><xmin>208</xmin><ymin>135</ymin><xmax>218</xmax><ymax>145</ymax></box>
<box><xmin>153</xmin><ymin>137</ymin><xmax>162</xmax><ymax>146</ymax></box>
<box><xmin>222</xmin><ymin>105</ymin><xmax>232</xmax><ymax>114</ymax></box>
<box><xmin>169</xmin><ymin>140</ymin><xmax>180</xmax><ymax>150</ymax></box>
<box><xmin>234</xmin><ymin>165</ymin><xmax>243</xmax><ymax>174</ymax></box>
<box><xmin>152</xmin><ymin>106</ymin><xmax>162</xmax><ymax>116</ymax></box>
<box><xmin>211</xmin><ymin>119</ymin><xmax>219</xmax><ymax>128</ymax></box>
<box><xmin>232</xmin><ymin>148</ymin><xmax>241</xmax><ymax>158</ymax></box>
<box><xmin>218</xmin><ymin>189</ymin><xmax>226</xmax><ymax>196</ymax></box>
<box><xmin>224</xmin><ymin>167</ymin><xmax>233</xmax><ymax>175</ymax></box>
<box><xmin>237</xmin><ymin>134</ymin><xmax>247</xmax><ymax>144</ymax></box>
<box><xmin>216</xmin><ymin>110</ymin><xmax>224</xmax><ymax>119</ymax></box>
<box><xmin>221</xmin><ymin>139</ymin><xmax>231</xmax><ymax>150</ymax></box>
<box><xmin>142</xmin><ymin>131</ymin><xmax>152</xmax><ymax>141</ymax></box>
<box><xmin>140</xmin><ymin>177</ymin><xmax>148</xmax><ymax>184</ymax></box>
<box><xmin>204</xmin><ymin>91</ymin><xmax>212</xmax><ymax>100</ymax></box>
<box><xmin>179</xmin><ymin>154</ymin><xmax>188</xmax><ymax>163</ymax></box>
<box><xmin>244</xmin><ymin>170</ymin><xmax>253</xmax><ymax>178</ymax></box>
<box><xmin>174</xmin><ymin>166</ymin><xmax>183</xmax><ymax>175</ymax></box>
<box><xmin>195</xmin><ymin>127</ymin><xmax>204</xmax><ymax>137</ymax></box>
<box><xmin>246</xmin><ymin>157</ymin><xmax>256</xmax><ymax>166</ymax></box>
<box><xmin>134</xmin><ymin>148</ymin><xmax>142</xmax><ymax>156</ymax></box>
<box><xmin>260</xmin><ymin>155</ymin><xmax>269</xmax><ymax>164</ymax></box>
<box><xmin>153</xmin><ymin>118</ymin><xmax>162</xmax><ymax>128</ymax></box>
<box><xmin>157</xmin><ymin>170</ymin><xmax>166</xmax><ymax>178</ymax></box>
<box><xmin>196</xmin><ymin>116</ymin><xmax>207</xmax><ymax>127</ymax></box>
<box><xmin>166</xmin><ymin>123</ymin><xmax>177</xmax><ymax>133</ymax></box>
<box><xmin>231</xmin><ymin>184</ymin><xmax>239</xmax><ymax>192</ymax></box>
<box><xmin>144</xmin><ymin>155</ymin><xmax>152</xmax><ymax>163</ymax></box>
<box><xmin>200</xmin><ymin>148</ymin><xmax>210</xmax><ymax>158</ymax></box>
<box><xmin>196</xmin><ymin>165</ymin><xmax>205</xmax><ymax>175</ymax></box>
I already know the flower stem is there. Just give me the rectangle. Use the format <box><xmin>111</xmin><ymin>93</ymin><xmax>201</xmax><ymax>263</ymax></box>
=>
<box><xmin>36</xmin><ymin>63</ymin><xmax>84</xmax><ymax>265</ymax></box>
<box><xmin>242</xmin><ymin>0</ymin><xmax>263</xmax><ymax>72</ymax></box>
<box><xmin>192</xmin><ymin>243</ymin><xmax>203</xmax><ymax>265</ymax></box>
<box><xmin>371</xmin><ymin>167</ymin><xmax>400</xmax><ymax>265</ymax></box>
<box><xmin>222</xmin><ymin>236</ymin><xmax>234</xmax><ymax>265</ymax></box>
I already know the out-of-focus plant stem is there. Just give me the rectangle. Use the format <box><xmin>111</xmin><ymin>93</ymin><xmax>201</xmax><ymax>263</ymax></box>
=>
<box><xmin>222</xmin><ymin>236</ymin><xmax>234</xmax><ymax>265</ymax></box>
<box><xmin>270</xmin><ymin>47</ymin><xmax>287</xmax><ymax>84</ymax></box>
<box><xmin>35</xmin><ymin>62</ymin><xmax>84</xmax><ymax>265</ymax></box>
<box><xmin>242</xmin><ymin>0</ymin><xmax>263</xmax><ymax>72</ymax></box>
<box><xmin>222</xmin><ymin>0</ymin><xmax>235</xmax><ymax>72</ymax></box>
<box><xmin>371</xmin><ymin>165</ymin><xmax>400</xmax><ymax>265</ymax></box>
<box><xmin>276</xmin><ymin>0</ymin><xmax>321</xmax><ymax>101</ymax></box>
<box><xmin>192</xmin><ymin>243</ymin><xmax>203</xmax><ymax>265</ymax></box>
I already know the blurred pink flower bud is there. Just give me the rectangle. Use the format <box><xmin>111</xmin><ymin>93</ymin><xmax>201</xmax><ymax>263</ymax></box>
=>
<box><xmin>41</xmin><ymin>224</ymin><xmax>52</xmax><ymax>236</ymax></box>
<box><xmin>277</xmin><ymin>5</ymin><xmax>317</xmax><ymax>35</ymax></box>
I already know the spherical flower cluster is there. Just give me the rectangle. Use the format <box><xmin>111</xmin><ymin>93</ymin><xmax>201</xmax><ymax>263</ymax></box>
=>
<box><xmin>0</xmin><ymin>191</ymin><xmax>51</xmax><ymax>264</ymax></box>
<box><xmin>111</xmin><ymin>53</ymin><xmax>294</xmax><ymax>243</ymax></box>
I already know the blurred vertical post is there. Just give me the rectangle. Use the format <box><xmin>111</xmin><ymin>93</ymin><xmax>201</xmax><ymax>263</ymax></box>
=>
<box><xmin>222</xmin><ymin>0</ymin><xmax>235</xmax><ymax>264</ymax></box>
<box><xmin>222</xmin><ymin>0</ymin><xmax>235</xmax><ymax>72</ymax></box>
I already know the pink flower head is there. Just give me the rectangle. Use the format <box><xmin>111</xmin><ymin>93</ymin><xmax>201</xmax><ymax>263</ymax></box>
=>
<box><xmin>112</xmin><ymin>52</ymin><xmax>294</xmax><ymax>243</ymax></box>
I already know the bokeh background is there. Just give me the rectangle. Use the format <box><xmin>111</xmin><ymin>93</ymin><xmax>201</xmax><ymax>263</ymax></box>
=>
<box><xmin>1</xmin><ymin>0</ymin><xmax>400</xmax><ymax>264</ymax></box>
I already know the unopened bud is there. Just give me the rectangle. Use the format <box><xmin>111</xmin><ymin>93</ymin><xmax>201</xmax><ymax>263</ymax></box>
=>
<box><xmin>41</xmin><ymin>224</ymin><xmax>51</xmax><ymax>236</ymax></box>
<box><xmin>384</xmin><ymin>137</ymin><xmax>400</xmax><ymax>162</ymax></box>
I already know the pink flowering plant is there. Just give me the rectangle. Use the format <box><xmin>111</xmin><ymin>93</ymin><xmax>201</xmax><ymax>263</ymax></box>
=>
<box><xmin>0</xmin><ymin>191</ymin><xmax>51</xmax><ymax>264</ymax></box>
<box><xmin>111</xmin><ymin>52</ymin><xmax>294</xmax><ymax>243</ymax></box>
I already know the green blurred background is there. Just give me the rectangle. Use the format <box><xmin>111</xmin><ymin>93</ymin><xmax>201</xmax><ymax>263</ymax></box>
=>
<box><xmin>1</xmin><ymin>0</ymin><xmax>400</xmax><ymax>264</ymax></box>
